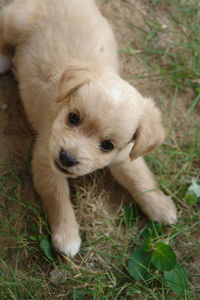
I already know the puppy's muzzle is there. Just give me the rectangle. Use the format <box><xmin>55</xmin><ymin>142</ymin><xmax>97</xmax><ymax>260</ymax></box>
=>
<box><xmin>59</xmin><ymin>150</ymin><xmax>78</xmax><ymax>168</ymax></box>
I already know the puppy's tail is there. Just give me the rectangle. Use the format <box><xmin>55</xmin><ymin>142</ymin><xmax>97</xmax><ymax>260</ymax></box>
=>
<box><xmin>0</xmin><ymin>0</ymin><xmax>41</xmax><ymax>46</ymax></box>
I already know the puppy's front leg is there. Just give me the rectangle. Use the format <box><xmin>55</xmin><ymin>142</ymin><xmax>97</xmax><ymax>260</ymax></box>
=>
<box><xmin>32</xmin><ymin>140</ymin><xmax>81</xmax><ymax>257</ymax></box>
<box><xmin>110</xmin><ymin>157</ymin><xmax>177</xmax><ymax>224</ymax></box>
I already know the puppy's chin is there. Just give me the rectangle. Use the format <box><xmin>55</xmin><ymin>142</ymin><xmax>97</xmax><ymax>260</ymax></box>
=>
<box><xmin>53</xmin><ymin>159</ymin><xmax>95</xmax><ymax>178</ymax></box>
<box><xmin>52</xmin><ymin>160</ymin><xmax>78</xmax><ymax>178</ymax></box>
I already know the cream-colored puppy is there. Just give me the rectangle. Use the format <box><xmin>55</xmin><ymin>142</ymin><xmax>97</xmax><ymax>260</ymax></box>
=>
<box><xmin>0</xmin><ymin>0</ymin><xmax>177</xmax><ymax>257</ymax></box>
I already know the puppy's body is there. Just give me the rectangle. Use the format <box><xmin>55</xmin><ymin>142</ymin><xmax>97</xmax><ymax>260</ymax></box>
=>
<box><xmin>5</xmin><ymin>0</ymin><xmax>118</xmax><ymax>129</ymax></box>
<box><xmin>0</xmin><ymin>0</ymin><xmax>177</xmax><ymax>256</ymax></box>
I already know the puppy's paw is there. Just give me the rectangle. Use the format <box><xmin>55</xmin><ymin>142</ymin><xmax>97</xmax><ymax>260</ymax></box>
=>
<box><xmin>143</xmin><ymin>192</ymin><xmax>177</xmax><ymax>225</ymax></box>
<box><xmin>0</xmin><ymin>54</ymin><xmax>11</xmax><ymax>74</ymax></box>
<box><xmin>52</xmin><ymin>232</ymin><xmax>81</xmax><ymax>257</ymax></box>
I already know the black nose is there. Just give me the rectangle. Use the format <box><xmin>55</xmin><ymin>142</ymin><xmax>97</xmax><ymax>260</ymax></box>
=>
<box><xmin>59</xmin><ymin>150</ymin><xmax>78</xmax><ymax>167</ymax></box>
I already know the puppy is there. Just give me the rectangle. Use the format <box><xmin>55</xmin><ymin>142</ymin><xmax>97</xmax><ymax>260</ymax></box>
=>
<box><xmin>0</xmin><ymin>0</ymin><xmax>177</xmax><ymax>257</ymax></box>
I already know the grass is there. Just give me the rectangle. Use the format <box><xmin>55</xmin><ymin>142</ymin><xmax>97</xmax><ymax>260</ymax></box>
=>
<box><xmin>0</xmin><ymin>0</ymin><xmax>200</xmax><ymax>299</ymax></box>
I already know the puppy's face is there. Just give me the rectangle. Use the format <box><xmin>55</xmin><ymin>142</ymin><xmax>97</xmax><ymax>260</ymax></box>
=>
<box><xmin>50</xmin><ymin>69</ymin><xmax>165</xmax><ymax>177</ymax></box>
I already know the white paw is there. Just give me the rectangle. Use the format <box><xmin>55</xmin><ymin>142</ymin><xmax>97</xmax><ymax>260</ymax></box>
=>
<box><xmin>156</xmin><ymin>197</ymin><xmax>177</xmax><ymax>225</ymax></box>
<box><xmin>0</xmin><ymin>54</ymin><xmax>11</xmax><ymax>74</ymax></box>
<box><xmin>52</xmin><ymin>232</ymin><xmax>81</xmax><ymax>257</ymax></box>
<box><xmin>143</xmin><ymin>193</ymin><xmax>177</xmax><ymax>225</ymax></box>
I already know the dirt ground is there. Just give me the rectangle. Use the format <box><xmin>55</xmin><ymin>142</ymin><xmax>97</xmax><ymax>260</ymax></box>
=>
<box><xmin>0</xmin><ymin>0</ymin><xmax>199</xmax><ymax>294</ymax></box>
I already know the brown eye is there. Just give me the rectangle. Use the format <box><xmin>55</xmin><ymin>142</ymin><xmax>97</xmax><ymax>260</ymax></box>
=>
<box><xmin>100</xmin><ymin>140</ymin><xmax>114</xmax><ymax>152</ymax></box>
<box><xmin>68</xmin><ymin>112</ymin><xmax>80</xmax><ymax>126</ymax></box>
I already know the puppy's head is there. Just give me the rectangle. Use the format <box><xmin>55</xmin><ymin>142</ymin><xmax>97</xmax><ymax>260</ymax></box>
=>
<box><xmin>50</xmin><ymin>61</ymin><xmax>165</xmax><ymax>177</ymax></box>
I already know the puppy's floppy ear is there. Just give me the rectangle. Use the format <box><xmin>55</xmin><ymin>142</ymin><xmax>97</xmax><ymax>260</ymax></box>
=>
<box><xmin>56</xmin><ymin>60</ymin><xmax>95</xmax><ymax>102</ymax></box>
<box><xmin>129</xmin><ymin>98</ymin><xmax>165</xmax><ymax>160</ymax></box>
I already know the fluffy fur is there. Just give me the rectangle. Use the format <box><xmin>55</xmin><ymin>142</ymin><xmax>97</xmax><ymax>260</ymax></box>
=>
<box><xmin>0</xmin><ymin>0</ymin><xmax>177</xmax><ymax>257</ymax></box>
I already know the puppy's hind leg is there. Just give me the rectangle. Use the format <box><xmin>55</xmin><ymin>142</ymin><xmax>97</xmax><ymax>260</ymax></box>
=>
<box><xmin>0</xmin><ymin>2</ymin><xmax>17</xmax><ymax>73</ymax></box>
<box><xmin>32</xmin><ymin>139</ymin><xmax>81</xmax><ymax>257</ymax></box>
<box><xmin>110</xmin><ymin>157</ymin><xmax>177</xmax><ymax>225</ymax></box>
<box><xmin>0</xmin><ymin>0</ymin><xmax>40</xmax><ymax>73</ymax></box>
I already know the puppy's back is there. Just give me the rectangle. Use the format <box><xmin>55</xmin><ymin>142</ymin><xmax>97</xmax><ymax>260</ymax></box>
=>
<box><xmin>11</xmin><ymin>0</ymin><xmax>119</xmax><ymax>129</ymax></box>
<box><xmin>14</xmin><ymin>0</ymin><xmax>118</xmax><ymax>78</ymax></box>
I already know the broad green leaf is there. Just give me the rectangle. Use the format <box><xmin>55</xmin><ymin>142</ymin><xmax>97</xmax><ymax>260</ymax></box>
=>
<box><xmin>152</xmin><ymin>242</ymin><xmax>177</xmax><ymax>271</ymax></box>
<box><xmin>141</xmin><ymin>221</ymin><xmax>162</xmax><ymax>240</ymax></box>
<box><xmin>128</xmin><ymin>247</ymin><xmax>152</xmax><ymax>281</ymax></box>
<box><xmin>164</xmin><ymin>264</ymin><xmax>189</xmax><ymax>296</ymax></box>
<box><xmin>40</xmin><ymin>235</ymin><xmax>56</xmax><ymax>261</ymax></box>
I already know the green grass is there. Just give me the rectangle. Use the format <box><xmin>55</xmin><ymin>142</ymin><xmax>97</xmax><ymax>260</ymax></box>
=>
<box><xmin>0</xmin><ymin>0</ymin><xmax>200</xmax><ymax>299</ymax></box>
<box><xmin>125</xmin><ymin>0</ymin><xmax>200</xmax><ymax>89</ymax></box>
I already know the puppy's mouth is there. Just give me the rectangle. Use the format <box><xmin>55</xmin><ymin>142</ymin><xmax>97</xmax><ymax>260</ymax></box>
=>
<box><xmin>55</xmin><ymin>161</ymin><xmax>77</xmax><ymax>178</ymax></box>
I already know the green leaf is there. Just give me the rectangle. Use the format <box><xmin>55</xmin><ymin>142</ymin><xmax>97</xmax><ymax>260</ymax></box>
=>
<box><xmin>152</xmin><ymin>242</ymin><xmax>177</xmax><ymax>271</ymax></box>
<box><xmin>141</xmin><ymin>221</ymin><xmax>162</xmax><ymax>240</ymax></box>
<box><xmin>164</xmin><ymin>264</ymin><xmax>189</xmax><ymax>296</ymax></box>
<box><xmin>40</xmin><ymin>235</ymin><xmax>56</xmax><ymax>261</ymax></box>
<box><xmin>128</xmin><ymin>247</ymin><xmax>152</xmax><ymax>281</ymax></box>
